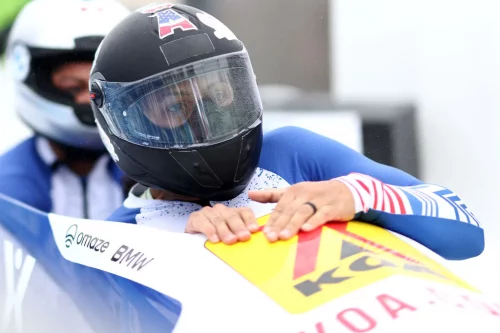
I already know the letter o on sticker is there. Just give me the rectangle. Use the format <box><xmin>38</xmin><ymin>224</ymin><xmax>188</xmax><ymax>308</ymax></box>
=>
<box><xmin>337</xmin><ymin>308</ymin><xmax>377</xmax><ymax>332</ymax></box>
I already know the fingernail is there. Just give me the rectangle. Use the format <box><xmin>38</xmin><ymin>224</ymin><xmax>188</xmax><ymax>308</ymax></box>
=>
<box><xmin>224</xmin><ymin>234</ymin><xmax>237</xmax><ymax>244</ymax></box>
<box><xmin>301</xmin><ymin>223</ymin><xmax>313</xmax><ymax>231</ymax></box>
<box><xmin>210</xmin><ymin>235</ymin><xmax>220</xmax><ymax>243</ymax></box>
<box><xmin>266</xmin><ymin>231</ymin><xmax>278</xmax><ymax>242</ymax></box>
<box><xmin>263</xmin><ymin>226</ymin><xmax>270</xmax><ymax>233</ymax></box>
<box><xmin>238</xmin><ymin>231</ymin><xmax>251</xmax><ymax>241</ymax></box>
<box><xmin>248</xmin><ymin>223</ymin><xmax>259</xmax><ymax>232</ymax></box>
<box><xmin>279</xmin><ymin>229</ymin><xmax>291</xmax><ymax>239</ymax></box>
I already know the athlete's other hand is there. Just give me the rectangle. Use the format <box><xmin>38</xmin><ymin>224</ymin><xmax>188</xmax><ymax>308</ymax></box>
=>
<box><xmin>185</xmin><ymin>204</ymin><xmax>259</xmax><ymax>244</ymax></box>
<box><xmin>248</xmin><ymin>180</ymin><xmax>355</xmax><ymax>242</ymax></box>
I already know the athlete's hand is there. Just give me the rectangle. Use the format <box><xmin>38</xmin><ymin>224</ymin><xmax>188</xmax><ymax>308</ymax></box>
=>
<box><xmin>185</xmin><ymin>204</ymin><xmax>260</xmax><ymax>245</ymax></box>
<box><xmin>248</xmin><ymin>180</ymin><xmax>355</xmax><ymax>242</ymax></box>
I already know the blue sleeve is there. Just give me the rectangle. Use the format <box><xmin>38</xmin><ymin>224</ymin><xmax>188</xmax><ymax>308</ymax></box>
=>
<box><xmin>259</xmin><ymin>126</ymin><xmax>422</xmax><ymax>186</ymax></box>
<box><xmin>359</xmin><ymin>210</ymin><xmax>483</xmax><ymax>260</ymax></box>
<box><xmin>336</xmin><ymin>173</ymin><xmax>484</xmax><ymax>260</ymax></box>
<box><xmin>260</xmin><ymin>127</ymin><xmax>484</xmax><ymax>260</ymax></box>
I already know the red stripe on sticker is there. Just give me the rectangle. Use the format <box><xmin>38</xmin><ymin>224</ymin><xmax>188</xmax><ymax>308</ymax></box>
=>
<box><xmin>326</xmin><ymin>223</ymin><xmax>420</xmax><ymax>264</ymax></box>
<box><xmin>293</xmin><ymin>227</ymin><xmax>323</xmax><ymax>279</ymax></box>
<box><xmin>291</xmin><ymin>221</ymin><xmax>420</xmax><ymax>281</ymax></box>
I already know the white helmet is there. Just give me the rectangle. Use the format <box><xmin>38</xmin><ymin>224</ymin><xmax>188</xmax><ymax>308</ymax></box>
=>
<box><xmin>6</xmin><ymin>0</ymin><xmax>130</xmax><ymax>149</ymax></box>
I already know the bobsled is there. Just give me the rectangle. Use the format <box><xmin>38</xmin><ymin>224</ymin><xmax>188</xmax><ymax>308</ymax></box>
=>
<box><xmin>0</xmin><ymin>193</ymin><xmax>499</xmax><ymax>333</ymax></box>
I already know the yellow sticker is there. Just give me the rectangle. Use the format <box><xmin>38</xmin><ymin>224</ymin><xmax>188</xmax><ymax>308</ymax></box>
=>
<box><xmin>206</xmin><ymin>216</ymin><xmax>475</xmax><ymax>314</ymax></box>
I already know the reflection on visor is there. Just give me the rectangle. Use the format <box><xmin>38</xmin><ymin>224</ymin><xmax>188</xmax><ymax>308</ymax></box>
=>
<box><xmin>99</xmin><ymin>52</ymin><xmax>262</xmax><ymax>149</ymax></box>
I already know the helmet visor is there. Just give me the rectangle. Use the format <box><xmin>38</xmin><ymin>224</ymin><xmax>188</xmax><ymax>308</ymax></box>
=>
<box><xmin>97</xmin><ymin>51</ymin><xmax>262</xmax><ymax>149</ymax></box>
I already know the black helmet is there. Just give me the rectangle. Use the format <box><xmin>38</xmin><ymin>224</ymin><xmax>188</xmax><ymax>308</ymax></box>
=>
<box><xmin>90</xmin><ymin>3</ymin><xmax>263</xmax><ymax>201</ymax></box>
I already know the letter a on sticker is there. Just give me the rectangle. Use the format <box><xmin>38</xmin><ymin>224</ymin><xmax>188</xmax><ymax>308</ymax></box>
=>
<box><xmin>154</xmin><ymin>9</ymin><xmax>198</xmax><ymax>39</ymax></box>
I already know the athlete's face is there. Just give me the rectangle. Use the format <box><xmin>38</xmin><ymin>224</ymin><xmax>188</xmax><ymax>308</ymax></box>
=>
<box><xmin>143</xmin><ymin>80</ymin><xmax>197</xmax><ymax>129</ymax></box>
<box><xmin>143</xmin><ymin>75</ymin><xmax>235</xmax><ymax>129</ymax></box>
<box><xmin>51</xmin><ymin>61</ymin><xmax>93</xmax><ymax>104</ymax></box>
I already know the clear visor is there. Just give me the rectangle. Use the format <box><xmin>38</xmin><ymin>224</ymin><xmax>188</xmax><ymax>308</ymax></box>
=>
<box><xmin>97</xmin><ymin>51</ymin><xmax>262</xmax><ymax>149</ymax></box>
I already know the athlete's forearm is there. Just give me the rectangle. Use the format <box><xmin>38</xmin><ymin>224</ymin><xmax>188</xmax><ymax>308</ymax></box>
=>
<box><xmin>334</xmin><ymin>173</ymin><xmax>484</xmax><ymax>260</ymax></box>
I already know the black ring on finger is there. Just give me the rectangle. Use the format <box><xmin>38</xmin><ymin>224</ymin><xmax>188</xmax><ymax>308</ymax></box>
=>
<box><xmin>304</xmin><ymin>201</ymin><xmax>318</xmax><ymax>215</ymax></box>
